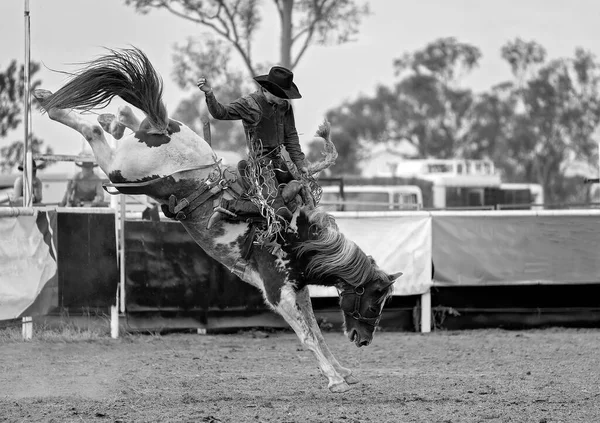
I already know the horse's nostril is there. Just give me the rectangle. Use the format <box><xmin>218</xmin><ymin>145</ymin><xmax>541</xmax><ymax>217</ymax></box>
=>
<box><xmin>359</xmin><ymin>339</ymin><xmax>370</xmax><ymax>347</ymax></box>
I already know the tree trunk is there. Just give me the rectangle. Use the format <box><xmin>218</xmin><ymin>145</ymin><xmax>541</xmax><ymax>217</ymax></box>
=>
<box><xmin>280</xmin><ymin>0</ymin><xmax>293</xmax><ymax>69</ymax></box>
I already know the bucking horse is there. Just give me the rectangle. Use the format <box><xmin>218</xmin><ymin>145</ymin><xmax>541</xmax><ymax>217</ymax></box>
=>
<box><xmin>34</xmin><ymin>47</ymin><xmax>402</xmax><ymax>393</ymax></box>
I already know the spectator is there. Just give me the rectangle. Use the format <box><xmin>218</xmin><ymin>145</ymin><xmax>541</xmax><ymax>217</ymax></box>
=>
<box><xmin>60</xmin><ymin>160</ymin><xmax>105</xmax><ymax>207</ymax></box>
<box><xmin>11</xmin><ymin>161</ymin><xmax>43</xmax><ymax>205</ymax></box>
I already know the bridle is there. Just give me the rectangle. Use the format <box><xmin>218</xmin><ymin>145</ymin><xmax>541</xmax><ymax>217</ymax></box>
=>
<box><xmin>339</xmin><ymin>285</ymin><xmax>382</xmax><ymax>328</ymax></box>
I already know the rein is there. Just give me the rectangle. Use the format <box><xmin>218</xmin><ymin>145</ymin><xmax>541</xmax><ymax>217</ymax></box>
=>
<box><xmin>339</xmin><ymin>285</ymin><xmax>381</xmax><ymax>328</ymax></box>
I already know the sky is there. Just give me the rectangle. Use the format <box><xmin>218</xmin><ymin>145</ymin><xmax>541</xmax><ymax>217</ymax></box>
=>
<box><xmin>1</xmin><ymin>0</ymin><xmax>600</xmax><ymax>173</ymax></box>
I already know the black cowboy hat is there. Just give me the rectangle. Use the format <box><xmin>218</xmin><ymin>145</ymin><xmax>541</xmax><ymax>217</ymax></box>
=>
<box><xmin>75</xmin><ymin>160</ymin><xmax>97</xmax><ymax>168</ymax></box>
<box><xmin>254</xmin><ymin>66</ymin><xmax>302</xmax><ymax>100</ymax></box>
<box><xmin>18</xmin><ymin>161</ymin><xmax>38</xmax><ymax>171</ymax></box>
<box><xmin>74</xmin><ymin>143</ymin><xmax>98</xmax><ymax>167</ymax></box>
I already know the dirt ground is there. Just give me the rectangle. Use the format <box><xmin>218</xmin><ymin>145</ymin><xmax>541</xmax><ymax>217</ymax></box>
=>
<box><xmin>1</xmin><ymin>328</ymin><xmax>599</xmax><ymax>423</ymax></box>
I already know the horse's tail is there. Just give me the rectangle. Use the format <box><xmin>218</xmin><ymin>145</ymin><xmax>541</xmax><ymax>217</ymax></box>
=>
<box><xmin>39</xmin><ymin>47</ymin><xmax>169</xmax><ymax>134</ymax></box>
<box><xmin>307</xmin><ymin>120</ymin><xmax>338</xmax><ymax>175</ymax></box>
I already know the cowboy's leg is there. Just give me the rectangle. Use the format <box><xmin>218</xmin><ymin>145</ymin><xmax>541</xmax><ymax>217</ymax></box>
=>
<box><xmin>34</xmin><ymin>90</ymin><xmax>114</xmax><ymax>171</ymax></box>
<box><xmin>271</xmin><ymin>156</ymin><xmax>295</xmax><ymax>184</ymax></box>
<box><xmin>273</xmin><ymin>285</ymin><xmax>351</xmax><ymax>393</ymax></box>
<box><xmin>295</xmin><ymin>287</ymin><xmax>359</xmax><ymax>384</ymax></box>
<box><xmin>221</xmin><ymin>197</ymin><xmax>261</xmax><ymax>217</ymax></box>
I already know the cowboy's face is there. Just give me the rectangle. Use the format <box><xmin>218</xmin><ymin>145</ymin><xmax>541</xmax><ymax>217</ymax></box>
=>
<box><xmin>262</xmin><ymin>88</ymin><xmax>287</xmax><ymax>106</ymax></box>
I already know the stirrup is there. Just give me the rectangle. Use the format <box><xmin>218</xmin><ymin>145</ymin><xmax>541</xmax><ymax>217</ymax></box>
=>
<box><xmin>206</xmin><ymin>207</ymin><xmax>237</xmax><ymax>229</ymax></box>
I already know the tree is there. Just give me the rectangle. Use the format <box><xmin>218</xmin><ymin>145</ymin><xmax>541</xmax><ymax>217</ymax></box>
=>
<box><xmin>126</xmin><ymin>0</ymin><xmax>369</xmax><ymax>72</ymax></box>
<box><xmin>170</xmin><ymin>36</ymin><xmax>249</xmax><ymax>151</ymax></box>
<box><xmin>321</xmin><ymin>37</ymin><xmax>600</xmax><ymax>204</ymax></box>
<box><xmin>478</xmin><ymin>39</ymin><xmax>600</xmax><ymax>203</ymax></box>
<box><xmin>317</xmin><ymin>37</ymin><xmax>481</xmax><ymax>170</ymax></box>
<box><xmin>125</xmin><ymin>0</ymin><xmax>369</xmax><ymax>150</ymax></box>
<box><xmin>0</xmin><ymin>60</ymin><xmax>52</xmax><ymax>172</ymax></box>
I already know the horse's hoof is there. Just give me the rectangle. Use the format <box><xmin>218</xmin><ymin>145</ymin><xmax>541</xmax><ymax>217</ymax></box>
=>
<box><xmin>33</xmin><ymin>89</ymin><xmax>53</xmax><ymax>101</ymax></box>
<box><xmin>110</xmin><ymin>120</ymin><xmax>126</xmax><ymax>140</ymax></box>
<box><xmin>344</xmin><ymin>374</ymin><xmax>360</xmax><ymax>385</ymax></box>
<box><xmin>328</xmin><ymin>380</ymin><xmax>352</xmax><ymax>393</ymax></box>
<box><xmin>98</xmin><ymin>113</ymin><xmax>126</xmax><ymax>140</ymax></box>
<box><xmin>98</xmin><ymin>114</ymin><xmax>115</xmax><ymax>132</ymax></box>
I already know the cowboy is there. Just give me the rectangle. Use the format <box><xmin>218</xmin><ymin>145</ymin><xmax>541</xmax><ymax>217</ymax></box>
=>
<box><xmin>11</xmin><ymin>161</ymin><xmax>43</xmax><ymax>205</ymax></box>
<box><xmin>59</xmin><ymin>159</ymin><xmax>105</xmax><ymax>207</ymax></box>
<box><xmin>197</xmin><ymin>66</ymin><xmax>308</xmax><ymax>228</ymax></box>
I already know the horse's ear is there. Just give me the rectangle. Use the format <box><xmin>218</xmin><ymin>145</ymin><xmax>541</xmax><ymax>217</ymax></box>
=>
<box><xmin>388</xmin><ymin>271</ymin><xmax>403</xmax><ymax>282</ymax></box>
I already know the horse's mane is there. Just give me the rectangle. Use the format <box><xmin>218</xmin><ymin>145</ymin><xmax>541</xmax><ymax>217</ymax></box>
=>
<box><xmin>295</xmin><ymin>208</ymin><xmax>382</xmax><ymax>286</ymax></box>
<box><xmin>39</xmin><ymin>47</ymin><xmax>168</xmax><ymax>133</ymax></box>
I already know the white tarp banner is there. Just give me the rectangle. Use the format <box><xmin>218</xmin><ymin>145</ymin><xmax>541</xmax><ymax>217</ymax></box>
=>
<box><xmin>0</xmin><ymin>211</ymin><xmax>57</xmax><ymax>320</ymax></box>
<box><xmin>309</xmin><ymin>213</ymin><xmax>432</xmax><ymax>297</ymax></box>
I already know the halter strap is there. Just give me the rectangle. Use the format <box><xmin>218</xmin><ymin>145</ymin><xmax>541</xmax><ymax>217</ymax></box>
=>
<box><xmin>339</xmin><ymin>286</ymin><xmax>382</xmax><ymax>328</ymax></box>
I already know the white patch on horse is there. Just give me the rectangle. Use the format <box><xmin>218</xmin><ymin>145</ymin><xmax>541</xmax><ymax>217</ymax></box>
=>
<box><xmin>110</xmin><ymin>125</ymin><xmax>214</xmax><ymax>181</ymax></box>
<box><xmin>287</xmin><ymin>208</ymin><xmax>301</xmax><ymax>234</ymax></box>
<box><xmin>241</xmin><ymin>267</ymin><xmax>265</xmax><ymax>292</ymax></box>
<box><xmin>273</xmin><ymin>247</ymin><xmax>290</xmax><ymax>273</ymax></box>
<box><xmin>213</xmin><ymin>223</ymin><xmax>248</xmax><ymax>246</ymax></box>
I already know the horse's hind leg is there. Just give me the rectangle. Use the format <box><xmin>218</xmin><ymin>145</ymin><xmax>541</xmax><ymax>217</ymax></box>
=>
<box><xmin>296</xmin><ymin>287</ymin><xmax>359</xmax><ymax>385</ymax></box>
<box><xmin>97</xmin><ymin>106</ymin><xmax>141</xmax><ymax>139</ymax></box>
<box><xmin>117</xmin><ymin>105</ymin><xmax>141</xmax><ymax>131</ymax></box>
<box><xmin>273</xmin><ymin>286</ymin><xmax>351</xmax><ymax>393</ymax></box>
<box><xmin>34</xmin><ymin>89</ymin><xmax>114</xmax><ymax>171</ymax></box>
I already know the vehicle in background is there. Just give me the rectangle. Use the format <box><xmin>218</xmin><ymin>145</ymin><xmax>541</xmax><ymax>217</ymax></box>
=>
<box><xmin>319</xmin><ymin>184</ymin><xmax>423</xmax><ymax>212</ymax></box>
<box><xmin>326</xmin><ymin>159</ymin><xmax>543</xmax><ymax>210</ymax></box>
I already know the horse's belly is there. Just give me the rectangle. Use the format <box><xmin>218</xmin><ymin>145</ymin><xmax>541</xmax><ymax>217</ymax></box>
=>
<box><xmin>109</xmin><ymin>134</ymin><xmax>208</xmax><ymax>182</ymax></box>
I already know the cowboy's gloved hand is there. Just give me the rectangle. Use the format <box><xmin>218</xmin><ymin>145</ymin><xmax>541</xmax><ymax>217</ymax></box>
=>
<box><xmin>197</xmin><ymin>77</ymin><xmax>212</xmax><ymax>93</ymax></box>
<box><xmin>299</xmin><ymin>166</ymin><xmax>309</xmax><ymax>177</ymax></box>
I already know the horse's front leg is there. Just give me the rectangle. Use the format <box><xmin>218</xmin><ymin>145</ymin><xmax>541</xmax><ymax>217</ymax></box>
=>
<box><xmin>273</xmin><ymin>285</ymin><xmax>351</xmax><ymax>393</ymax></box>
<box><xmin>295</xmin><ymin>287</ymin><xmax>359</xmax><ymax>385</ymax></box>
<box><xmin>34</xmin><ymin>89</ymin><xmax>114</xmax><ymax>172</ymax></box>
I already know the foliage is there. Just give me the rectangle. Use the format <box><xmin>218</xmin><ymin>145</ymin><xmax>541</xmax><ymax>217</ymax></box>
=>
<box><xmin>0</xmin><ymin>135</ymin><xmax>51</xmax><ymax>173</ymax></box>
<box><xmin>319</xmin><ymin>37</ymin><xmax>600</xmax><ymax>203</ymax></box>
<box><xmin>0</xmin><ymin>60</ymin><xmax>51</xmax><ymax>172</ymax></box>
<box><xmin>125</xmin><ymin>0</ymin><xmax>369</xmax><ymax>72</ymax></box>
<box><xmin>125</xmin><ymin>0</ymin><xmax>369</xmax><ymax>151</ymax></box>
<box><xmin>170</xmin><ymin>36</ymin><xmax>248</xmax><ymax>152</ymax></box>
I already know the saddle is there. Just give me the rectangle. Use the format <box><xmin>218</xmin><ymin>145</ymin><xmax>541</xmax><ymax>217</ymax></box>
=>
<box><xmin>163</xmin><ymin>159</ymin><xmax>304</xmax><ymax>260</ymax></box>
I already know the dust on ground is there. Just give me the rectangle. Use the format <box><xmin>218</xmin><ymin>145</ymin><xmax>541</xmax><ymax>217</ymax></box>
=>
<box><xmin>1</xmin><ymin>328</ymin><xmax>599</xmax><ymax>422</ymax></box>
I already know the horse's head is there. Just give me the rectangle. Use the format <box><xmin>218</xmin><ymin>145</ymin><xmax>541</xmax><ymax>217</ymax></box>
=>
<box><xmin>337</xmin><ymin>258</ymin><xmax>401</xmax><ymax>347</ymax></box>
<box><xmin>293</xmin><ymin>208</ymin><xmax>402</xmax><ymax>347</ymax></box>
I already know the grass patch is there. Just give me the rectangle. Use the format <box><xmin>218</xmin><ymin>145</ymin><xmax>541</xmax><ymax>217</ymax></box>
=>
<box><xmin>0</xmin><ymin>310</ymin><xmax>131</xmax><ymax>342</ymax></box>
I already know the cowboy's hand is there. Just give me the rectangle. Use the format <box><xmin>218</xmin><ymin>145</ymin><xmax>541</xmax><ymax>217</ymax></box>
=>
<box><xmin>197</xmin><ymin>77</ymin><xmax>212</xmax><ymax>93</ymax></box>
<box><xmin>299</xmin><ymin>166</ymin><xmax>309</xmax><ymax>176</ymax></box>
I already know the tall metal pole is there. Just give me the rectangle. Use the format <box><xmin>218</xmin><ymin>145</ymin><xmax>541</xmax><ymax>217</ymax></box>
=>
<box><xmin>23</xmin><ymin>0</ymin><xmax>32</xmax><ymax>207</ymax></box>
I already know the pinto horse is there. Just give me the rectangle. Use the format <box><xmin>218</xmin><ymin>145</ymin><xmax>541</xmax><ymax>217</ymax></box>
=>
<box><xmin>34</xmin><ymin>48</ymin><xmax>401</xmax><ymax>393</ymax></box>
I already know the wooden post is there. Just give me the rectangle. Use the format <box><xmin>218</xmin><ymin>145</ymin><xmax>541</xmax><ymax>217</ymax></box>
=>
<box><xmin>110</xmin><ymin>305</ymin><xmax>119</xmax><ymax>339</ymax></box>
<box><xmin>22</xmin><ymin>316</ymin><xmax>33</xmax><ymax>340</ymax></box>
<box><xmin>420</xmin><ymin>291</ymin><xmax>431</xmax><ymax>333</ymax></box>
<box><xmin>22</xmin><ymin>0</ymin><xmax>32</xmax><ymax>207</ymax></box>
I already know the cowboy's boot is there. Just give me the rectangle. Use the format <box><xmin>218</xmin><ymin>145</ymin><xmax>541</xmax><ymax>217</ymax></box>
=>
<box><xmin>281</xmin><ymin>180</ymin><xmax>303</xmax><ymax>205</ymax></box>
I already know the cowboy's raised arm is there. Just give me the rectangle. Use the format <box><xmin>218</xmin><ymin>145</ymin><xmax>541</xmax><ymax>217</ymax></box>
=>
<box><xmin>197</xmin><ymin>77</ymin><xmax>260</xmax><ymax>124</ymax></box>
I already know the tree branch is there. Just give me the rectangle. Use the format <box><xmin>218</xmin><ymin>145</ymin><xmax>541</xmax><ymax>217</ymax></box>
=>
<box><xmin>272</xmin><ymin>0</ymin><xmax>284</xmax><ymax>20</ymax></box>
<box><xmin>290</xmin><ymin>0</ymin><xmax>327</xmax><ymax>68</ymax></box>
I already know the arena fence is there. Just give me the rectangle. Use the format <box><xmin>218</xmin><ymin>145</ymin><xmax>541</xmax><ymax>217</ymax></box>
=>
<box><xmin>2</xmin><ymin>207</ymin><xmax>600</xmax><ymax>337</ymax></box>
